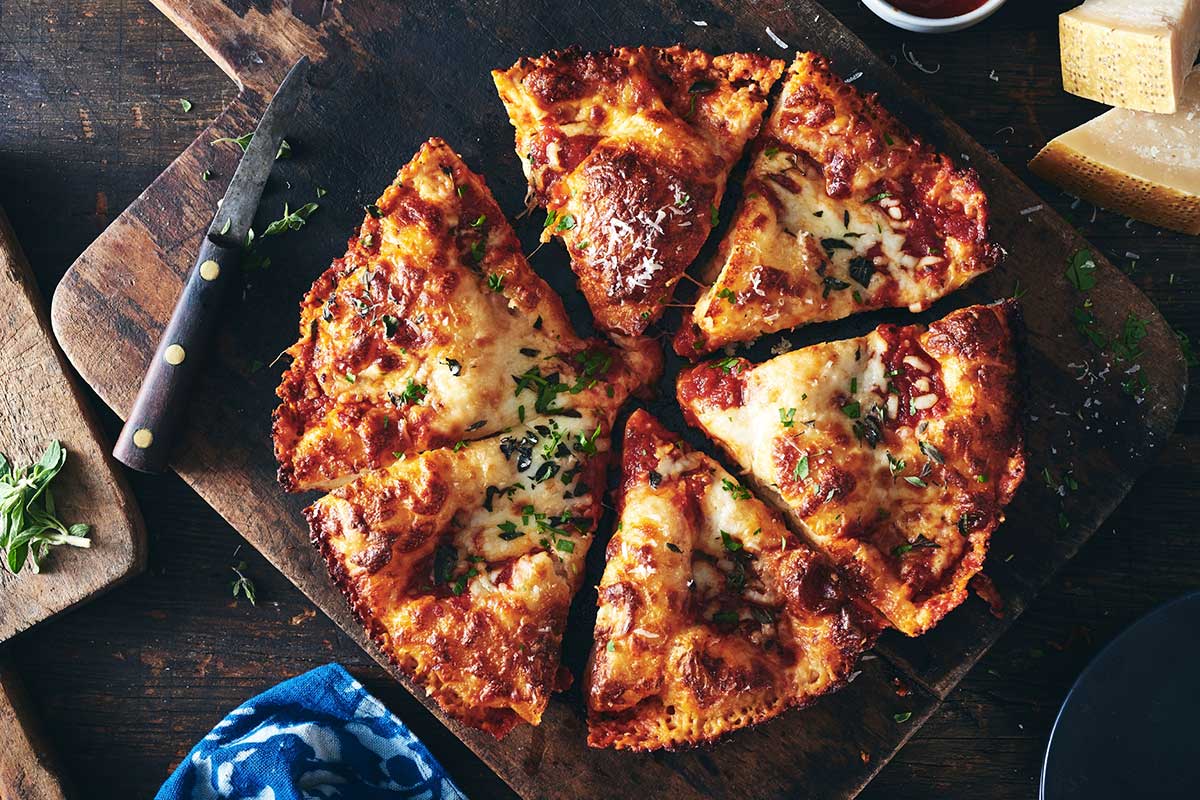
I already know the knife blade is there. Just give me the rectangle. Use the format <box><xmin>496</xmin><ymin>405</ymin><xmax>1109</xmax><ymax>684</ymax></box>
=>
<box><xmin>113</xmin><ymin>57</ymin><xmax>311</xmax><ymax>474</ymax></box>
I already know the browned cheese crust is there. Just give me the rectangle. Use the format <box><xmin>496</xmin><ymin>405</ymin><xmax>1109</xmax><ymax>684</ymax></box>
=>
<box><xmin>677</xmin><ymin>302</ymin><xmax>1026</xmax><ymax>636</ymax></box>
<box><xmin>585</xmin><ymin>410</ymin><xmax>882</xmax><ymax>750</ymax></box>
<box><xmin>676</xmin><ymin>53</ymin><xmax>1001</xmax><ymax>356</ymax></box>
<box><xmin>308</xmin><ymin>409</ymin><xmax>613</xmax><ymax>737</ymax></box>
<box><xmin>494</xmin><ymin>46</ymin><xmax>784</xmax><ymax>336</ymax></box>
<box><xmin>273</xmin><ymin>138</ymin><xmax>660</xmax><ymax>492</ymax></box>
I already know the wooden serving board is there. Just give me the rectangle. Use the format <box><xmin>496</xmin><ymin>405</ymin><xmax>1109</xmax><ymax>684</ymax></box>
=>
<box><xmin>49</xmin><ymin>2</ymin><xmax>1187</xmax><ymax>798</ymax></box>
<box><xmin>0</xmin><ymin>207</ymin><xmax>146</xmax><ymax>642</ymax></box>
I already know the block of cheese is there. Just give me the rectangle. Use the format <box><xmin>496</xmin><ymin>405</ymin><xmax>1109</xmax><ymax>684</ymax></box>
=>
<box><xmin>1030</xmin><ymin>68</ymin><xmax>1200</xmax><ymax>235</ymax></box>
<box><xmin>1060</xmin><ymin>0</ymin><xmax>1200</xmax><ymax>113</ymax></box>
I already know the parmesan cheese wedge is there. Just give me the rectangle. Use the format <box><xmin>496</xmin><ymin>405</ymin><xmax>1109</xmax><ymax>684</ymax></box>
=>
<box><xmin>1030</xmin><ymin>68</ymin><xmax>1200</xmax><ymax>235</ymax></box>
<box><xmin>1060</xmin><ymin>0</ymin><xmax>1200</xmax><ymax>113</ymax></box>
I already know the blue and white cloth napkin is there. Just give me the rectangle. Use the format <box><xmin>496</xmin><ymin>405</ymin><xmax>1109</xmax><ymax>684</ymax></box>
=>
<box><xmin>156</xmin><ymin>663</ymin><xmax>467</xmax><ymax>800</ymax></box>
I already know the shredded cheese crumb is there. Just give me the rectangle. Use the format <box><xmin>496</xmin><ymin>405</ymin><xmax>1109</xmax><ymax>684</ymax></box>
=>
<box><xmin>765</xmin><ymin>26</ymin><xmax>789</xmax><ymax>50</ymax></box>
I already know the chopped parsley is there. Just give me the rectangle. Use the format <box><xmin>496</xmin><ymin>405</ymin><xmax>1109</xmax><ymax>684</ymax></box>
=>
<box><xmin>576</xmin><ymin>423</ymin><xmax>602</xmax><ymax>456</ymax></box>
<box><xmin>793</xmin><ymin>454</ymin><xmax>809</xmax><ymax>481</ymax></box>
<box><xmin>1065</xmin><ymin>248</ymin><xmax>1097</xmax><ymax>291</ymax></box>
<box><xmin>721</xmin><ymin>478</ymin><xmax>752</xmax><ymax>500</ymax></box>
<box><xmin>779</xmin><ymin>407</ymin><xmax>796</xmax><ymax>428</ymax></box>
<box><xmin>718</xmin><ymin>288</ymin><xmax>737</xmax><ymax>302</ymax></box>
<box><xmin>865</xmin><ymin>191</ymin><xmax>892</xmax><ymax>203</ymax></box>
<box><xmin>714</xmin><ymin>356</ymin><xmax>742</xmax><ymax>374</ymax></box>
<box><xmin>487</xmin><ymin>273</ymin><xmax>504</xmax><ymax>292</ymax></box>
<box><xmin>893</xmin><ymin>534</ymin><xmax>940</xmax><ymax>556</ymax></box>
<box><xmin>394</xmin><ymin>379</ymin><xmax>428</xmax><ymax>406</ymax></box>
<box><xmin>263</xmin><ymin>202</ymin><xmax>319</xmax><ymax>236</ymax></box>
<box><xmin>719</xmin><ymin>530</ymin><xmax>743</xmax><ymax>552</ymax></box>
<box><xmin>211</xmin><ymin>132</ymin><xmax>254</xmax><ymax>151</ymax></box>
<box><xmin>823</xmin><ymin>275</ymin><xmax>851</xmax><ymax>297</ymax></box>
<box><xmin>841</xmin><ymin>401</ymin><xmax>861</xmax><ymax>419</ymax></box>
<box><xmin>849</xmin><ymin>257</ymin><xmax>875</xmax><ymax>287</ymax></box>
<box><xmin>918</xmin><ymin>440</ymin><xmax>945</xmax><ymax>464</ymax></box>
<box><xmin>380</xmin><ymin>314</ymin><xmax>399</xmax><ymax>338</ymax></box>
<box><xmin>666</xmin><ymin>542</ymin><xmax>682</xmax><ymax>553</ymax></box>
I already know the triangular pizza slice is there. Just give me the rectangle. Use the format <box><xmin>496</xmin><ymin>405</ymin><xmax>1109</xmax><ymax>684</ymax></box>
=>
<box><xmin>274</xmin><ymin>138</ymin><xmax>660</xmax><ymax>491</ymax></box>
<box><xmin>586</xmin><ymin>410</ymin><xmax>882</xmax><ymax>750</ymax></box>
<box><xmin>676</xmin><ymin>302</ymin><xmax>1026</xmax><ymax>635</ymax></box>
<box><xmin>494</xmin><ymin>46</ymin><xmax>784</xmax><ymax>337</ymax></box>
<box><xmin>309</xmin><ymin>408</ymin><xmax>613</xmax><ymax>737</ymax></box>
<box><xmin>675</xmin><ymin>53</ymin><xmax>1001</xmax><ymax>356</ymax></box>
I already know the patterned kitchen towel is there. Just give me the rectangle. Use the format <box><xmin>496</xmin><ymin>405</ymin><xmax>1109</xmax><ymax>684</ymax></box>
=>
<box><xmin>156</xmin><ymin>662</ymin><xmax>467</xmax><ymax>800</ymax></box>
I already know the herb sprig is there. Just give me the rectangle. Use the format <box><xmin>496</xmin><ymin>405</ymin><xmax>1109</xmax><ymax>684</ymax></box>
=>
<box><xmin>0</xmin><ymin>442</ymin><xmax>91</xmax><ymax>574</ymax></box>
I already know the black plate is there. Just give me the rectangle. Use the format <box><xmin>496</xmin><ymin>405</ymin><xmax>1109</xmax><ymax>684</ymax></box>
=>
<box><xmin>1041</xmin><ymin>591</ymin><xmax>1200</xmax><ymax>800</ymax></box>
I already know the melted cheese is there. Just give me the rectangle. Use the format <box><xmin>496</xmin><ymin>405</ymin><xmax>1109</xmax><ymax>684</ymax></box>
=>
<box><xmin>309</xmin><ymin>410</ymin><xmax>610</xmax><ymax>737</ymax></box>
<box><xmin>677</xmin><ymin>303</ymin><xmax>1026</xmax><ymax>636</ymax></box>
<box><xmin>676</xmin><ymin>53</ymin><xmax>998</xmax><ymax>356</ymax></box>
<box><xmin>586</xmin><ymin>410</ymin><xmax>878</xmax><ymax>750</ymax></box>
<box><xmin>274</xmin><ymin>138</ymin><xmax>659</xmax><ymax>491</ymax></box>
<box><xmin>1060</xmin><ymin>0</ymin><xmax>1200</xmax><ymax>113</ymax></box>
<box><xmin>493</xmin><ymin>46</ymin><xmax>783</xmax><ymax>336</ymax></box>
<box><xmin>1031</xmin><ymin>68</ymin><xmax>1200</xmax><ymax>235</ymax></box>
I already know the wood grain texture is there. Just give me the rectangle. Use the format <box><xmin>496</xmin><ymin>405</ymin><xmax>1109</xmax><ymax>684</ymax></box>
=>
<box><xmin>0</xmin><ymin>207</ymin><xmax>146</xmax><ymax>641</ymax></box>
<box><xmin>0</xmin><ymin>651</ymin><xmax>70</xmax><ymax>800</ymax></box>
<box><xmin>46</xmin><ymin>1</ymin><xmax>1189</xmax><ymax>797</ymax></box>
<box><xmin>1</xmin><ymin>1</ymin><xmax>1193</xmax><ymax>798</ymax></box>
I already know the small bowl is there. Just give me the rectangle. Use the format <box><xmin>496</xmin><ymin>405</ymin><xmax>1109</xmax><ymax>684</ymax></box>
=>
<box><xmin>862</xmin><ymin>0</ymin><xmax>1009</xmax><ymax>33</ymax></box>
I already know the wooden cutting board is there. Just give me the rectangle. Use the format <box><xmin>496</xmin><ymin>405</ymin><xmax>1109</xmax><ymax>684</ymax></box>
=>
<box><xmin>49</xmin><ymin>2</ymin><xmax>1188</xmax><ymax>798</ymax></box>
<box><xmin>0</xmin><ymin>207</ymin><xmax>146</xmax><ymax>642</ymax></box>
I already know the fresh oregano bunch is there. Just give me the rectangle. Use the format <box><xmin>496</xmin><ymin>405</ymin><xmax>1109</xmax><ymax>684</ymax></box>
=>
<box><xmin>0</xmin><ymin>441</ymin><xmax>91</xmax><ymax>574</ymax></box>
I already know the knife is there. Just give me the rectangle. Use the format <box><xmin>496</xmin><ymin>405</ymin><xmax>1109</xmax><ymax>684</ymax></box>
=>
<box><xmin>113</xmin><ymin>57</ymin><xmax>310</xmax><ymax>474</ymax></box>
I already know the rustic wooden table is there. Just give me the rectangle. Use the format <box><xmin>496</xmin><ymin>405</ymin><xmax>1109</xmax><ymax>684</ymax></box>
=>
<box><xmin>0</xmin><ymin>1</ymin><xmax>1196</xmax><ymax>797</ymax></box>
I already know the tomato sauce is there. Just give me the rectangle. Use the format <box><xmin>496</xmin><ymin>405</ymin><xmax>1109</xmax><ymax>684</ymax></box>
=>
<box><xmin>887</xmin><ymin>0</ymin><xmax>988</xmax><ymax>18</ymax></box>
<box><xmin>875</xmin><ymin>324</ymin><xmax>945</xmax><ymax>427</ymax></box>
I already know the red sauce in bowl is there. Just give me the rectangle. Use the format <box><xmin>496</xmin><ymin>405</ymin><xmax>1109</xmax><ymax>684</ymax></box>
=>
<box><xmin>888</xmin><ymin>0</ymin><xmax>988</xmax><ymax>18</ymax></box>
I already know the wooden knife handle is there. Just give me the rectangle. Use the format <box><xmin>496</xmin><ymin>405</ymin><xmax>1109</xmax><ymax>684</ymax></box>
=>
<box><xmin>113</xmin><ymin>235</ymin><xmax>240</xmax><ymax>473</ymax></box>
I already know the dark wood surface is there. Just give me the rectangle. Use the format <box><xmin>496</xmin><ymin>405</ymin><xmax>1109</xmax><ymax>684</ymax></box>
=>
<box><xmin>0</xmin><ymin>207</ymin><xmax>146</xmax><ymax>641</ymax></box>
<box><xmin>45</xmin><ymin>0</ymin><xmax>1188</xmax><ymax>795</ymax></box>
<box><xmin>0</xmin><ymin>1</ymin><xmax>1196</xmax><ymax>798</ymax></box>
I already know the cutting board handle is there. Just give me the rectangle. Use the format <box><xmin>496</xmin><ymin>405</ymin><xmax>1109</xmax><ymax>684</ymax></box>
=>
<box><xmin>113</xmin><ymin>235</ymin><xmax>240</xmax><ymax>473</ymax></box>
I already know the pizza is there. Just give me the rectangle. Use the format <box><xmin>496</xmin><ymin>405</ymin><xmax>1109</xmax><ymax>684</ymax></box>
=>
<box><xmin>273</xmin><ymin>138</ymin><xmax>660</xmax><ymax>492</ymax></box>
<box><xmin>676</xmin><ymin>302</ymin><xmax>1026</xmax><ymax>636</ymax></box>
<box><xmin>493</xmin><ymin>46</ymin><xmax>784</xmax><ymax>337</ymax></box>
<box><xmin>675</xmin><ymin>52</ymin><xmax>1001</xmax><ymax>357</ymax></box>
<box><xmin>308</xmin><ymin>408</ymin><xmax>613</xmax><ymax>737</ymax></box>
<box><xmin>586</xmin><ymin>410</ymin><xmax>882</xmax><ymax>750</ymax></box>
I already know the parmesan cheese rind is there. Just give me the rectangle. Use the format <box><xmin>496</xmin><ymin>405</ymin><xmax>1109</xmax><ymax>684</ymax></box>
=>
<box><xmin>309</xmin><ymin>410</ymin><xmax>612</xmax><ymax>738</ymax></box>
<box><xmin>1060</xmin><ymin>0</ymin><xmax>1200</xmax><ymax>113</ymax></box>
<box><xmin>1031</xmin><ymin>68</ymin><xmax>1200</xmax><ymax>235</ymax></box>
<box><xmin>677</xmin><ymin>302</ymin><xmax>1026</xmax><ymax>636</ymax></box>
<box><xmin>585</xmin><ymin>410</ymin><xmax>880</xmax><ymax>750</ymax></box>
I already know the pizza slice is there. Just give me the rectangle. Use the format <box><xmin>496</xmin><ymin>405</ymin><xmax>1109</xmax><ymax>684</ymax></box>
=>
<box><xmin>677</xmin><ymin>302</ymin><xmax>1026</xmax><ymax>636</ymax></box>
<box><xmin>493</xmin><ymin>46</ymin><xmax>784</xmax><ymax>337</ymax></box>
<box><xmin>274</xmin><ymin>138</ymin><xmax>660</xmax><ymax>492</ymax></box>
<box><xmin>308</xmin><ymin>408</ymin><xmax>612</xmax><ymax>737</ymax></box>
<box><xmin>586</xmin><ymin>410</ymin><xmax>882</xmax><ymax>750</ymax></box>
<box><xmin>675</xmin><ymin>53</ymin><xmax>1001</xmax><ymax>356</ymax></box>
